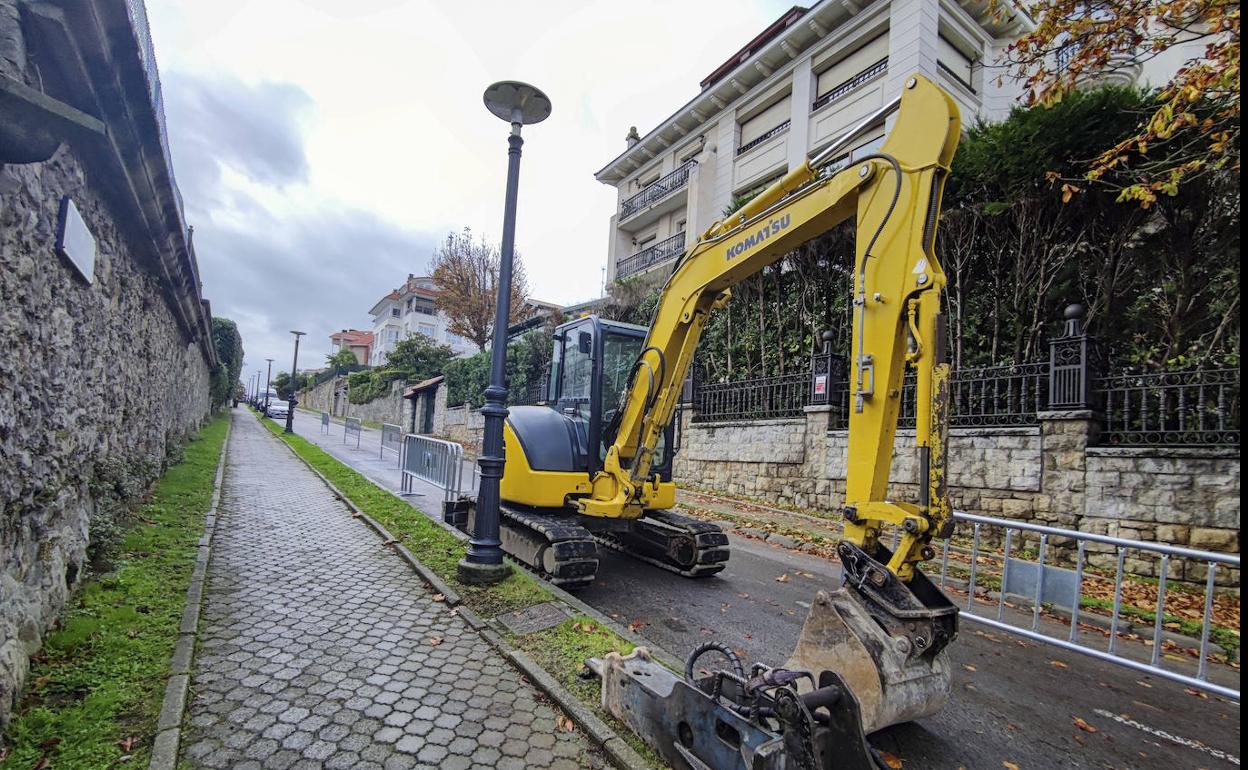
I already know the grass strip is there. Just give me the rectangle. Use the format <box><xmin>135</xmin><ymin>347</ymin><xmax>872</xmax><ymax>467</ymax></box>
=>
<box><xmin>259</xmin><ymin>417</ymin><xmax>668</xmax><ymax>767</ymax></box>
<box><xmin>0</xmin><ymin>416</ymin><xmax>228</xmax><ymax>770</ymax></box>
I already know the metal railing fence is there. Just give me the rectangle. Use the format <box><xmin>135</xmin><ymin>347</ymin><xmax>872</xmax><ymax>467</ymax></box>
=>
<box><xmin>620</xmin><ymin>161</ymin><xmax>696</xmax><ymax>220</ymax></box>
<box><xmin>693</xmin><ymin>370</ymin><xmax>809</xmax><ymax>422</ymax></box>
<box><xmin>399</xmin><ymin>434</ymin><xmax>464</xmax><ymax>503</ymax></box>
<box><xmin>616</xmin><ymin>232</ymin><xmax>686</xmax><ymax>279</ymax></box>
<box><xmin>343</xmin><ymin>417</ymin><xmax>362</xmax><ymax>449</ymax></box>
<box><xmin>934</xmin><ymin>512</ymin><xmax>1240</xmax><ymax>700</ymax></box>
<box><xmin>1098</xmin><ymin>368</ymin><xmax>1240</xmax><ymax>447</ymax></box>
<box><xmin>380</xmin><ymin>423</ymin><xmax>403</xmax><ymax>465</ymax></box>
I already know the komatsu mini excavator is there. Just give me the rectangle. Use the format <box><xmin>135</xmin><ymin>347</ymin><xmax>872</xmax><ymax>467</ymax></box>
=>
<box><xmin>449</xmin><ymin>73</ymin><xmax>962</xmax><ymax>766</ymax></box>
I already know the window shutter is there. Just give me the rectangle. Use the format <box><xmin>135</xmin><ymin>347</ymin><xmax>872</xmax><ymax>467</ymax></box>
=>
<box><xmin>815</xmin><ymin>34</ymin><xmax>889</xmax><ymax>98</ymax></box>
<box><xmin>739</xmin><ymin>97</ymin><xmax>791</xmax><ymax>146</ymax></box>
<box><xmin>939</xmin><ymin>36</ymin><xmax>974</xmax><ymax>85</ymax></box>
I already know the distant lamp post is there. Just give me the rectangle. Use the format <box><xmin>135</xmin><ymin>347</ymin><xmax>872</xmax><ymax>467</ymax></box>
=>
<box><xmin>458</xmin><ymin>81</ymin><xmax>551</xmax><ymax>586</ymax></box>
<box><xmin>264</xmin><ymin>358</ymin><xmax>275</xmax><ymax>414</ymax></box>
<box><xmin>286</xmin><ymin>331</ymin><xmax>306</xmax><ymax>434</ymax></box>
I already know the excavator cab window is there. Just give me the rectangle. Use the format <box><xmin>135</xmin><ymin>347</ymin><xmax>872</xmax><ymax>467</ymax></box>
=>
<box><xmin>548</xmin><ymin>316</ymin><xmax>674</xmax><ymax>480</ymax></box>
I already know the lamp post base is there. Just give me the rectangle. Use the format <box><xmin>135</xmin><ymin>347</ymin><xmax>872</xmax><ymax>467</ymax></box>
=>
<box><xmin>456</xmin><ymin>558</ymin><xmax>512</xmax><ymax>586</ymax></box>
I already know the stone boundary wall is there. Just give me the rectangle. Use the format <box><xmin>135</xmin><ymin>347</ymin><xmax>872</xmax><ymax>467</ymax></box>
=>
<box><xmin>0</xmin><ymin>138</ymin><xmax>210</xmax><ymax>725</ymax></box>
<box><xmin>675</xmin><ymin>407</ymin><xmax>1239</xmax><ymax>586</ymax></box>
<box><xmin>299</xmin><ymin>377</ymin><xmax>409</xmax><ymax>428</ymax></box>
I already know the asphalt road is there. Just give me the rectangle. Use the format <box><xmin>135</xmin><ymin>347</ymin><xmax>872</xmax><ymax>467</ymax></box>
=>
<box><xmin>290</xmin><ymin>411</ymin><xmax>1241</xmax><ymax>769</ymax></box>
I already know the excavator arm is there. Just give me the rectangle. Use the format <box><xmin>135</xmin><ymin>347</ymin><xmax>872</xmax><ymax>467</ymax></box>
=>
<box><xmin>581</xmin><ymin>74</ymin><xmax>958</xmax><ymax>584</ymax></box>
<box><xmin>588</xmin><ymin>75</ymin><xmax>966</xmax><ymax>769</ymax></box>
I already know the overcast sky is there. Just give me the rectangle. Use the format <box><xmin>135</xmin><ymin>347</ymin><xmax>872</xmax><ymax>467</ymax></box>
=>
<box><xmin>144</xmin><ymin>0</ymin><xmax>793</xmax><ymax>381</ymax></box>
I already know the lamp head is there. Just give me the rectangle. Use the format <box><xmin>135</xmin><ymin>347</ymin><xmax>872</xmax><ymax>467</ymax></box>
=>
<box><xmin>483</xmin><ymin>81</ymin><xmax>551</xmax><ymax>126</ymax></box>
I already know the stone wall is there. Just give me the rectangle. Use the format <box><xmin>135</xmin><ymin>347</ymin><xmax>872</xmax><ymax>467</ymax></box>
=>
<box><xmin>298</xmin><ymin>376</ymin><xmax>409</xmax><ymax>428</ymax></box>
<box><xmin>1</xmin><ymin>0</ymin><xmax>215</xmax><ymax>726</ymax></box>
<box><xmin>674</xmin><ymin>407</ymin><xmax>1239</xmax><ymax>586</ymax></box>
<box><xmin>0</xmin><ymin>150</ymin><xmax>211</xmax><ymax>724</ymax></box>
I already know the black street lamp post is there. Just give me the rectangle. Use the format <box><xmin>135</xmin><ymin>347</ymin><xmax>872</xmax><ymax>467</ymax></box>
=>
<box><xmin>264</xmin><ymin>358</ymin><xmax>274</xmax><ymax>414</ymax></box>
<box><xmin>285</xmin><ymin>331</ymin><xmax>305</xmax><ymax>434</ymax></box>
<box><xmin>457</xmin><ymin>81</ymin><xmax>551</xmax><ymax>586</ymax></box>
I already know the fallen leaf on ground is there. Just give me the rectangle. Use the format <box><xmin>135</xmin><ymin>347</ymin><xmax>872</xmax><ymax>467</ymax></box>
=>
<box><xmin>556</xmin><ymin>715</ymin><xmax>575</xmax><ymax>732</ymax></box>
<box><xmin>962</xmin><ymin>664</ymin><xmax>977</xmax><ymax>672</ymax></box>
<box><xmin>1072</xmin><ymin>716</ymin><xmax>1098</xmax><ymax>733</ymax></box>
<box><xmin>432</xmin><ymin>593</ymin><xmax>445</xmax><ymax>602</ymax></box>
<box><xmin>428</xmin><ymin>636</ymin><xmax>443</xmax><ymax>646</ymax></box>
<box><xmin>1050</xmin><ymin>660</ymin><xmax>1069</xmax><ymax>669</ymax></box>
<box><xmin>351</xmin><ymin>512</ymin><xmax>362</xmax><ymax>518</ymax></box>
<box><xmin>1003</xmin><ymin>762</ymin><xmax>1020</xmax><ymax>770</ymax></box>
<box><xmin>1136</xmin><ymin>680</ymin><xmax>1152</xmax><ymax>688</ymax></box>
<box><xmin>776</xmin><ymin>574</ymin><xmax>791</xmax><ymax>583</ymax></box>
<box><xmin>878</xmin><ymin>750</ymin><xmax>904</xmax><ymax>768</ymax></box>
<box><xmin>744</xmin><ymin>632</ymin><xmax>753</xmax><ymax>639</ymax></box>
<box><xmin>627</xmin><ymin>621</ymin><xmax>647</xmax><ymax>633</ymax></box>
<box><xmin>120</xmin><ymin>736</ymin><xmax>137</xmax><ymax>752</ymax></box>
<box><xmin>382</xmin><ymin>538</ymin><xmax>397</xmax><ymax>546</ymax></box>
<box><xmin>1184</xmin><ymin>688</ymin><xmax>1208</xmax><ymax>699</ymax></box>
<box><xmin>33</xmin><ymin>758</ymin><xmax>51</xmax><ymax>770</ymax></box>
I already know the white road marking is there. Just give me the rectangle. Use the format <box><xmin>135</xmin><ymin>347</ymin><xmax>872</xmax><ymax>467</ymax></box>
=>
<box><xmin>1094</xmin><ymin>708</ymin><xmax>1240</xmax><ymax>766</ymax></box>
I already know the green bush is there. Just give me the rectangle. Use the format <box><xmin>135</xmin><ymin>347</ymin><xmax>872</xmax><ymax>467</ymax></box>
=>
<box><xmin>444</xmin><ymin>330</ymin><xmax>552</xmax><ymax>407</ymax></box>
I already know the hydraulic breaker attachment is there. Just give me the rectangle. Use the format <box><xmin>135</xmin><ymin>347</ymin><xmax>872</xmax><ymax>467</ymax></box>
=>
<box><xmin>589</xmin><ymin>648</ymin><xmax>882</xmax><ymax>770</ymax></box>
<box><xmin>786</xmin><ymin>543</ymin><xmax>959</xmax><ymax>734</ymax></box>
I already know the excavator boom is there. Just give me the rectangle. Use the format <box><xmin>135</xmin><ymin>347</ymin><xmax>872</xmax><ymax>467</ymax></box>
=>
<box><xmin>587</xmin><ymin>74</ymin><xmax>965</xmax><ymax>769</ymax></box>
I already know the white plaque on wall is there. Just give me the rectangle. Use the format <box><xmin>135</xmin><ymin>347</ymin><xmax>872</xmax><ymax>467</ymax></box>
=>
<box><xmin>56</xmin><ymin>196</ymin><xmax>96</xmax><ymax>284</ymax></box>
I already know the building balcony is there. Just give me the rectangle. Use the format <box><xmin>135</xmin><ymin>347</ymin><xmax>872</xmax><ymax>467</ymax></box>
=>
<box><xmin>812</xmin><ymin>57</ymin><xmax>888</xmax><ymax>112</ymax></box>
<box><xmin>619</xmin><ymin>161</ymin><xmax>696</xmax><ymax>227</ymax></box>
<box><xmin>616</xmin><ymin>232</ymin><xmax>686</xmax><ymax>279</ymax></box>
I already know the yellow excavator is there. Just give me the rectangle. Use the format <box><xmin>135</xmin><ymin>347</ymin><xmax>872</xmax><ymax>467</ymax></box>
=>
<box><xmin>449</xmin><ymin>74</ymin><xmax>961</xmax><ymax>766</ymax></box>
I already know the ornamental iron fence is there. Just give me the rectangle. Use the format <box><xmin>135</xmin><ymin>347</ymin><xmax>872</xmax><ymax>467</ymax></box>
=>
<box><xmin>688</xmin><ymin>305</ymin><xmax>1238</xmax><ymax>446</ymax></box>
<box><xmin>1098</xmin><ymin>369</ymin><xmax>1239</xmax><ymax>447</ymax></box>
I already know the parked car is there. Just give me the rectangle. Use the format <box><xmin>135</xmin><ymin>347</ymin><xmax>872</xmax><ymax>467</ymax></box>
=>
<box><xmin>266</xmin><ymin>400</ymin><xmax>290</xmax><ymax>419</ymax></box>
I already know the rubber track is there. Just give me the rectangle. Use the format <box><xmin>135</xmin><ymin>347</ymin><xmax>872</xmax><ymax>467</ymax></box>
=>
<box><xmin>595</xmin><ymin>508</ymin><xmax>731</xmax><ymax>578</ymax></box>
<box><xmin>499</xmin><ymin>504</ymin><xmax>600</xmax><ymax>589</ymax></box>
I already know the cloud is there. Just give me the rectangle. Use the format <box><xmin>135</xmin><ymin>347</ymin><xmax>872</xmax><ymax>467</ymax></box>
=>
<box><xmin>162</xmin><ymin>71</ymin><xmax>439</xmax><ymax>374</ymax></box>
<box><xmin>163</xmin><ymin>73</ymin><xmax>313</xmax><ymax>211</ymax></box>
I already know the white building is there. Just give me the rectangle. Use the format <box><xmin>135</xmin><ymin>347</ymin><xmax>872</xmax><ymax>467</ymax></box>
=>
<box><xmin>368</xmin><ymin>275</ymin><xmax>476</xmax><ymax>365</ymax></box>
<box><xmin>594</xmin><ymin>1</ymin><xmax>1199</xmax><ymax>283</ymax></box>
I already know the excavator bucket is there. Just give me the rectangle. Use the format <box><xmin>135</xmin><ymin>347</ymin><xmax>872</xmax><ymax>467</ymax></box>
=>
<box><xmin>785</xmin><ymin>544</ymin><xmax>959</xmax><ymax>734</ymax></box>
<box><xmin>785</xmin><ymin>587</ymin><xmax>950</xmax><ymax>734</ymax></box>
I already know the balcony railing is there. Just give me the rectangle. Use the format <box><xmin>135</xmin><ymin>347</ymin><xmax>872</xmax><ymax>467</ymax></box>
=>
<box><xmin>620</xmin><ymin>161</ymin><xmax>695</xmax><ymax>220</ymax></box>
<box><xmin>736</xmin><ymin>120</ymin><xmax>791</xmax><ymax>156</ymax></box>
<box><xmin>812</xmin><ymin>58</ymin><xmax>889</xmax><ymax>112</ymax></box>
<box><xmin>616</xmin><ymin>232</ymin><xmax>686</xmax><ymax>279</ymax></box>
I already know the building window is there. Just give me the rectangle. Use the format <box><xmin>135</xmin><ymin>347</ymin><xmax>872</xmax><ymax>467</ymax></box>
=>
<box><xmin>391</xmin><ymin>307</ymin><xmax>401</xmax><ymax>318</ymax></box>
<box><xmin>938</xmin><ymin>35</ymin><xmax>976</xmax><ymax>91</ymax></box>
<box><xmin>418</xmin><ymin>323</ymin><xmax>437</xmax><ymax>338</ymax></box>
<box><xmin>737</xmin><ymin>96</ymin><xmax>791</xmax><ymax>156</ymax></box>
<box><xmin>814</xmin><ymin>34</ymin><xmax>889</xmax><ymax>109</ymax></box>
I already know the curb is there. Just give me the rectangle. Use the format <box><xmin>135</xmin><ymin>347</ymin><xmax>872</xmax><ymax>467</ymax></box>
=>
<box><xmin>148</xmin><ymin>417</ymin><xmax>231</xmax><ymax>770</ymax></box>
<box><xmin>262</xmin><ymin>414</ymin><xmax>657</xmax><ymax>770</ymax></box>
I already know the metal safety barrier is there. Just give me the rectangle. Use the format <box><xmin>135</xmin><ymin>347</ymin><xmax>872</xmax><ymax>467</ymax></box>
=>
<box><xmin>399</xmin><ymin>434</ymin><xmax>464</xmax><ymax>503</ymax></box>
<box><xmin>931</xmin><ymin>512</ymin><xmax>1240</xmax><ymax>700</ymax></box>
<box><xmin>320</xmin><ymin>412</ymin><xmax>330</xmax><ymax>434</ymax></box>
<box><xmin>380</xmin><ymin>423</ymin><xmax>403</xmax><ymax>466</ymax></box>
<box><xmin>343</xmin><ymin>417</ymin><xmax>362</xmax><ymax>449</ymax></box>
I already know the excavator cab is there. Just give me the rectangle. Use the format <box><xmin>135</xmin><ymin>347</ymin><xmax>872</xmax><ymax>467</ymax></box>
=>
<box><xmin>544</xmin><ymin>315</ymin><xmax>675</xmax><ymax>480</ymax></box>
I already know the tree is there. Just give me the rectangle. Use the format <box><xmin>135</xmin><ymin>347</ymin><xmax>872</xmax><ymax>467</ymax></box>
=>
<box><xmin>326</xmin><ymin>349</ymin><xmax>358</xmax><ymax>372</ymax></box>
<box><xmin>385</xmin><ymin>333</ymin><xmax>454</xmax><ymax>381</ymax></box>
<box><xmin>430</xmin><ymin>228</ymin><xmax>532</xmax><ymax>351</ymax></box>
<box><xmin>271</xmin><ymin>372</ymin><xmax>294</xmax><ymax>401</ymax></box>
<box><xmin>993</xmin><ymin>0</ymin><xmax>1239</xmax><ymax>205</ymax></box>
<box><xmin>209</xmin><ymin>317</ymin><xmax>244</xmax><ymax>409</ymax></box>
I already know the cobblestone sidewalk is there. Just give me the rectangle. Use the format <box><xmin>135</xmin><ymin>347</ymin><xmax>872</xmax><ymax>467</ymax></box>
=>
<box><xmin>181</xmin><ymin>411</ymin><xmax>603</xmax><ymax>769</ymax></box>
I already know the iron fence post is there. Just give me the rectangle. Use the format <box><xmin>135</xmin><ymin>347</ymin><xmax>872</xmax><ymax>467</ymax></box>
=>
<box><xmin>1048</xmin><ymin>304</ymin><xmax>1102</xmax><ymax>411</ymax></box>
